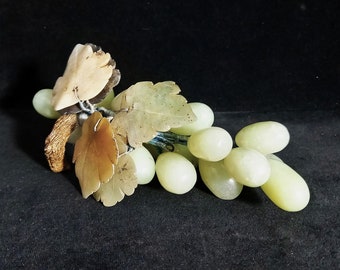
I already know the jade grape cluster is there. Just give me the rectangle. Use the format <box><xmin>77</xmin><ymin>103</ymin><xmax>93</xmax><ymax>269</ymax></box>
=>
<box><xmin>143</xmin><ymin>102</ymin><xmax>309</xmax><ymax>212</ymax></box>
<box><xmin>33</xmin><ymin>89</ymin><xmax>310</xmax><ymax>211</ymax></box>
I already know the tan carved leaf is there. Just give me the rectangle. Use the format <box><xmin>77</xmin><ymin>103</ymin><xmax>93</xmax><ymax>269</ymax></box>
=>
<box><xmin>93</xmin><ymin>153</ymin><xmax>138</xmax><ymax>207</ymax></box>
<box><xmin>51</xmin><ymin>43</ymin><xmax>117</xmax><ymax>111</ymax></box>
<box><xmin>72</xmin><ymin>111</ymin><xmax>118</xmax><ymax>198</ymax></box>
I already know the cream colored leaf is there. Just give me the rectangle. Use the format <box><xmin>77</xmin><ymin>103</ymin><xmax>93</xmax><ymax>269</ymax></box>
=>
<box><xmin>72</xmin><ymin>111</ymin><xmax>119</xmax><ymax>198</ymax></box>
<box><xmin>111</xmin><ymin>81</ymin><xmax>196</xmax><ymax>147</ymax></box>
<box><xmin>93</xmin><ymin>154</ymin><xmax>138</xmax><ymax>207</ymax></box>
<box><xmin>51</xmin><ymin>43</ymin><xmax>114</xmax><ymax>111</ymax></box>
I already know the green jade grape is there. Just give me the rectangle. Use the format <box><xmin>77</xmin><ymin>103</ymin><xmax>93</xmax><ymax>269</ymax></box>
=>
<box><xmin>95</xmin><ymin>90</ymin><xmax>115</xmax><ymax>110</ymax></box>
<box><xmin>128</xmin><ymin>146</ymin><xmax>155</xmax><ymax>185</ymax></box>
<box><xmin>266</xmin><ymin>153</ymin><xmax>283</xmax><ymax>162</ymax></box>
<box><xmin>171</xmin><ymin>102</ymin><xmax>214</xmax><ymax>135</ymax></box>
<box><xmin>199</xmin><ymin>159</ymin><xmax>243</xmax><ymax>200</ymax></box>
<box><xmin>173</xmin><ymin>144</ymin><xmax>198</xmax><ymax>167</ymax></box>
<box><xmin>33</xmin><ymin>88</ymin><xmax>115</xmax><ymax>119</ymax></box>
<box><xmin>32</xmin><ymin>89</ymin><xmax>61</xmax><ymax>119</ymax></box>
<box><xmin>235</xmin><ymin>121</ymin><xmax>290</xmax><ymax>155</ymax></box>
<box><xmin>261</xmin><ymin>158</ymin><xmax>310</xmax><ymax>212</ymax></box>
<box><xmin>223</xmin><ymin>147</ymin><xmax>271</xmax><ymax>187</ymax></box>
<box><xmin>187</xmin><ymin>127</ymin><xmax>233</xmax><ymax>162</ymax></box>
<box><xmin>156</xmin><ymin>152</ymin><xmax>197</xmax><ymax>194</ymax></box>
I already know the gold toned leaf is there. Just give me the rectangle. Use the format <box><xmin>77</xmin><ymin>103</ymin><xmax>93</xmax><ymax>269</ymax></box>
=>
<box><xmin>45</xmin><ymin>114</ymin><xmax>78</xmax><ymax>172</ymax></box>
<box><xmin>93</xmin><ymin>154</ymin><xmax>138</xmax><ymax>207</ymax></box>
<box><xmin>111</xmin><ymin>81</ymin><xmax>196</xmax><ymax>147</ymax></box>
<box><xmin>51</xmin><ymin>44</ymin><xmax>116</xmax><ymax>111</ymax></box>
<box><xmin>73</xmin><ymin>111</ymin><xmax>118</xmax><ymax>198</ymax></box>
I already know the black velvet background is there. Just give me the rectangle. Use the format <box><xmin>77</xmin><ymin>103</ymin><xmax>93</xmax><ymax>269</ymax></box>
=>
<box><xmin>1</xmin><ymin>1</ymin><xmax>339</xmax><ymax>269</ymax></box>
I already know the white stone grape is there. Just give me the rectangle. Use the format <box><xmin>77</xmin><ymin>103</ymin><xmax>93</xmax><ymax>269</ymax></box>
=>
<box><xmin>32</xmin><ymin>89</ymin><xmax>60</xmax><ymax>119</ymax></box>
<box><xmin>128</xmin><ymin>146</ymin><xmax>155</xmax><ymax>185</ymax></box>
<box><xmin>143</xmin><ymin>143</ymin><xmax>162</xmax><ymax>160</ymax></box>
<box><xmin>172</xmin><ymin>144</ymin><xmax>198</xmax><ymax>167</ymax></box>
<box><xmin>235</xmin><ymin>121</ymin><xmax>290</xmax><ymax>154</ymax></box>
<box><xmin>199</xmin><ymin>159</ymin><xmax>243</xmax><ymax>200</ymax></box>
<box><xmin>223</xmin><ymin>147</ymin><xmax>271</xmax><ymax>187</ymax></box>
<box><xmin>67</xmin><ymin>127</ymin><xmax>82</xmax><ymax>144</ymax></box>
<box><xmin>171</xmin><ymin>102</ymin><xmax>214</xmax><ymax>135</ymax></box>
<box><xmin>261</xmin><ymin>159</ymin><xmax>310</xmax><ymax>212</ymax></box>
<box><xmin>156</xmin><ymin>152</ymin><xmax>197</xmax><ymax>194</ymax></box>
<box><xmin>266</xmin><ymin>153</ymin><xmax>283</xmax><ymax>162</ymax></box>
<box><xmin>95</xmin><ymin>90</ymin><xmax>115</xmax><ymax>110</ymax></box>
<box><xmin>187</xmin><ymin>127</ymin><xmax>233</xmax><ymax>162</ymax></box>
<box><xmin>261</xmin><ymin>158</ymin><xmax>310</xmax><ymax>212</ymax></box>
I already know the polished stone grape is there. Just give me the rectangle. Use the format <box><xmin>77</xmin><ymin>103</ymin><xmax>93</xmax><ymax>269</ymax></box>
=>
<box><xmin>171</xmin><ymin>102</ymin><xmax>214</xmax><ymax>135</ymax></box>
<box><xmin>199</xmin><ymin>159</ymin><xmax>243</xmax><ymax>200</ymax></box>
<box><xmin>32</xmin><ymin>89</ymin><xmax>60</xmax><ymax>119</ymax></box>
<box><xmin>235</xmin><ymin>121</ymin><xmax>290</xmax><ymax>154</ymax></box>
<box><xmin>156</xmin><ymin>152</ymin><xmax>197</xmax><ymax>194</ymax></box>
<box><xmin>173</xmin><ymin>144</ymin><xmax>198</xmax><ymax>167</ymax></box>
<box><xmin>129</xmin><ymin>146</ymin><xmax>155</xmax><ymax>185</ymax></box>
<box><xmin>223</xmin><ymin>147</ymin><xmax>271</xmax><ymax>187</ymax></box>
<box><xmin>187</xmin><ymin>127</ymin><xmax>233</xmax><ymax>162</ymax></box>
<box><xmin>261</xmin><ymin>158</ymin><xmax>310</xmax><ymax>212</ymax></box>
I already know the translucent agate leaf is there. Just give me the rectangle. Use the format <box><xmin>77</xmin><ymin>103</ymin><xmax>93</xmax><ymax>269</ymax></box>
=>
<box><xmin>93</xmin><ymin>154</ymin><xmax>138</xmax><ymax>207</ymax></box>
<box><xmin>72</xmin><ymin>112</ymin><xmax>118</xmax><ymax>198</ymax></box>
<box><xmin>111</xmin><ymin>81</ymin><xmax>196</xmax><ymax>147</ymax></box>
<box><xmin>51</xmin><ymin>44</ymin><xmax>114</xmax><ymax>111</ymax></box>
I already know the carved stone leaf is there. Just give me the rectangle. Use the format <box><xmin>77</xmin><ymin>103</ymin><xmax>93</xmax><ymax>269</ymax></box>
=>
<box><xmin>72</xmin><ymin>111</ymin><xmax>118</xmax><ymax>198</ymax></box>
<box><xmin>111</xmin><ymin>81</ymin><xmax>196</xmax><ymax>147</ymax></box>
<box><xmin>51</xmin><ymin>43</ymin><xmax>115</xmax><ymax>111</ymax></box>
<box><xmin>93</xmin><ymin>154</ymin><xmax>138</xmax><ymax>207</ymax></box>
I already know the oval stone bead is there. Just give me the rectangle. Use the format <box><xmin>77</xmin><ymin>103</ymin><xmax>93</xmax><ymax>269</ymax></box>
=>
<box><xmin>223</xmin><ymin>147</ymin><xmax>271</xmax><ymax>187</ymax></box>
<box><xmin>32</xmin><ymin>89</ymin><xmax>60</xmax><ymax>119</ymax></box>
<box><xmin>266</xmin><ymin>153</ymin><xmax>283</xmax><ymax>162</ymax></box>
<box><xmin>199</xmin><ymin>159</ymin><xmax>243</xmax><ymax>200</ymax></box>
<box><xmin>173</xmin><ymin>144</ymin><xmax>198</xmax><ymax>167</ymax></box>
<box><xmin>235</xmin><ymin>121</ymin><xmax>290</xmax><ymax>154</ymax></box>
<box><xmin>128</xmin><ymin>146</ymin><xmax>155</xmax><ymax>185</ymax></box>
<box><xmin>187</xmin><ymin>127</ymin><xmax>233</xmax><ymax>162</ymax></box>
<box><xmin>156</xmin><ymin>152</ymin><xmax>197</xmax><ymax>194</ymax></box>
<box><xmin>171</xmin><ymin>102</ymin><xmax>214</xmax><ymax>135</ymax></box>
<box><xmin>261</xmin><ymin>159</ymin><xmax>310</xmax><ymax>212</ymax></box>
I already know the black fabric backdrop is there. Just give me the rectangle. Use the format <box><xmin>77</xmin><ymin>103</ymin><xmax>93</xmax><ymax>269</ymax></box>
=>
<box><xmin>1</xmin><ymin>1</ymin><xmax>339</xmax><ymax>269</ymax></box>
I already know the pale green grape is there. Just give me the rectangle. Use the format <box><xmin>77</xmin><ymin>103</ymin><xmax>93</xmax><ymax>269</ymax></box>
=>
<box><xmin>199</xmin><ymin>159</ymin><xmax>243</xmax><ymax>200</ymax></box>
<box><xmin>171</xmin><ymin>102</ymin><xmax>214</xmax><ymax>135</ymax></box>
<box><xmin>67</xmin><ymin>126</ymin><xmax>82</xmax><ymax>144</ymax></box>
<box><xmin>172</xmin><ymin>143</ymin><xmax>198</xmax><ymax>167</ymax></box>
<box><xmin>266</xmin><ymin>153</ymin><xmax>283</xmax><ymax>162</ymax></box>
<box><xmin>235</xmin><ymin>121</ymin><xmax>290</xmax><ymax>154</ymax></box>
<box><xmin>187</xmin><ymin>127</ymin><xmax>232</xmax><ymax>162</ymax></box>
<box><xmin>261</xmin><ymin>159</ymin><xmax>310</xmax><ymax>212</ymax></box>
<box><xmin>156</xmin><ymin>152</ymin><xmax>197</xmax><ymax>194</ymax></box>
<box><xmin>223</xmin><ymin>147</ymin><xmax>271</xmax><ymax>187</ymax></box>
<box><xmin>128</xmin><ymin>146</ymin><xmax>155</xmax><ymax>185</ymax></box>
<box><xmin>32</xmin><ymin>89</ymin><xmax>60</xmax><ymax>119</ymax></box>
<box><xmin>95</xmin><ymin>90</ymin><xmax>115</xmax><ymax>110</ymax></box>
<box><xmin>143</xmin><ymin>143</ymin><xmax>162</xmax><ymax>160</ymax></box>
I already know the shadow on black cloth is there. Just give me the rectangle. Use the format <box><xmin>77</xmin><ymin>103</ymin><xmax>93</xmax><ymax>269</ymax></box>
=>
<box><xmin>0</xmin><ymin>63</ymin><xmax>82</xmax><ymax>193</ymax></box>
<box><xmin>0</xmin><ymin>63</ymin><xmax>52</xmax><ymax>165</ymax></box>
